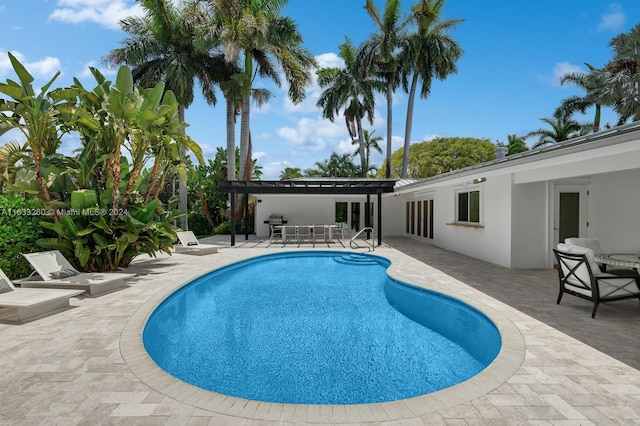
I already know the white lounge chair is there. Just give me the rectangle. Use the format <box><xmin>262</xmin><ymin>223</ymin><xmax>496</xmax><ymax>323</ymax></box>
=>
<box><xmin>175</xmin><ymin>231</ymin><xmax>219</xmax><ymax>255</ymax></box>
<box><xmin>17</xmin><ymin>250</ymin><xmax>135</xmax><ymax>295</ymax></box>
<box><xmin>0</xmin><ymin>267</ymin><xmax>84</xmax><ymax>321</ymax></box>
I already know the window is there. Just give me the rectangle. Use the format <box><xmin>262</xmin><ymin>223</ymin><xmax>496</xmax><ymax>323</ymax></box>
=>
<box><xmin>457</xmin><ymin>190</ymin><xmax>480</xmax><ymax>224</ymax></box>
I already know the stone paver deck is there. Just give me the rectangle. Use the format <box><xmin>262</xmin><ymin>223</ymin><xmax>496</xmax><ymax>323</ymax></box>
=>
<box><xmin>0</xmin><ymin>236</ymin><xmax>639</xmax><ymax>425</ymax></box>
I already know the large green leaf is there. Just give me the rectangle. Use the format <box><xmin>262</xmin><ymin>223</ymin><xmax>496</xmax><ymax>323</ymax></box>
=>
<box><xmin>115</xmin><ymin>66</ymin><xmax>134</xmax><ymax>95</ymax></box>
<box><xmin>40</xmin><ymin>221</ymin><xmax>68</xmax><ymax>238</ymax></box>
<box><xmin>74</xmin><ymin>242</ymin><xmax>90</xmax><ymax>267</ymax></box>
<box><xmin>36</xmin><ymin>237</ymin><xmax>73</xmax><ymax>252</ymax></box>
<box><xmin>7</xmin><ymin>52</ymin><xmax>34</xmax><ymax>86</ymax></box>
<box><xmin>60</xmin><ymin>215</ymin><xmax>79</xmax><ymax>239</ymax></box>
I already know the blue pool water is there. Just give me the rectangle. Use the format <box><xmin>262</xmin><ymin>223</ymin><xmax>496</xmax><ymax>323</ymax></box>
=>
<box><xmin>143</xmin><ymin>251</ymin><xmax>501</xmax><ymax>404</ymax></box>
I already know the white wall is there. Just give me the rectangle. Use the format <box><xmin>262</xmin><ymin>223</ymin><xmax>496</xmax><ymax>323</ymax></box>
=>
<box><xmin>587</xmin><ymin>168</ymin><xmax>640</xmax><ymax>253</ymax></box>
<box><xmin>511</xmin><ymin>181</ymin><xmax>549</xmax><ymax>268</ymax></box>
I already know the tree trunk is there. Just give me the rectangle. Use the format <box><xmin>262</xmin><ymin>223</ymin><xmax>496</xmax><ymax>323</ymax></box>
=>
<box><xmin>402</xmin><ymin>72</ymin><xmax>419</xmax><ymax>178</ymax></box>
<box><xmin>178</xmin><ymin>105</ymin><xmax>188</xmax><ymax>230</ymax></box>
<box><xmin>226</xmin><ymin>96</ymin><xmax>236</xmax><ymax>181</ymax></box>
<box><xmin>239</xmin><ymin>96</ymin><xmax>250</xmax><ymax>181</ymax></box>
<box><xmin>356</xmin><ymin>115</ymin><xmax>366</xmax><ymax>177</ymax></box>
<box><xmin>198</xmin><ymin>189</ymin><xmax>215</xmax><ymax>228</ymax></box>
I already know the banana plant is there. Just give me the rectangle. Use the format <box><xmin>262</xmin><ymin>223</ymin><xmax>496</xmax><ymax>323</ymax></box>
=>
<box><xmin>0</xmin><ymin>53</ymin><xmax>67</xmax><ymax>206</ymax></box>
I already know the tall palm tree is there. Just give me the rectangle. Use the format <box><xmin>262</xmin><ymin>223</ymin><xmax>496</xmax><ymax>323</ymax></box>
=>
<box><xmin>557</xmin><ymin>63</ymin><xmax>603</xmax><ymax>132</ymax></box>
<box><xmin>587</xmin><ymin>23</ymin><xmax>640</xmax><ymax>123</ymax></box>
<box><xmin>399</xmin><ymin>0</ymin><xmax>463</xmax><ymax>178</ymax></box>
<box><xmin>351</xmin><ymin>129</ymin><xmax>383</xmax><ymax>175</ymax></box>
<box><xmin>359</xmin><ymin>0</ymin><xmax>408</xmax><ymax>179</ymax></box>
<box><xmin>208</xmin><ymin>0</ymin><xmax>316</xmax><ymax>180</ymax></box>
<box><xmin>104</xmin><ymin>0</ymin><xmax>223</xmax><ymax>229</ymax></box>
<box><xmin>317</xmin><ymin>38</ymin><xmax>383</xmax><ymax>177</ymax></box>
<box><xmin>525</xmin><ymin>113</ymin><xmax>590</xmax><ymax>149</ymax></box>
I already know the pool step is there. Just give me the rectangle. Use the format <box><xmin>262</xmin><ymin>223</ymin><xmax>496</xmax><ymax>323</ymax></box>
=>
<box><xmin>333</xmin><ymin>254</ymin><xmax>379</xmax><ymax>266</ymax></box>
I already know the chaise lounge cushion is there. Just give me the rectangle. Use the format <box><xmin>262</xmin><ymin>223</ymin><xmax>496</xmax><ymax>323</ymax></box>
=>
<box><xmin>557</xmin><ymin>243</ymin><xmax>601</xmax><ymax>274</ymax></box>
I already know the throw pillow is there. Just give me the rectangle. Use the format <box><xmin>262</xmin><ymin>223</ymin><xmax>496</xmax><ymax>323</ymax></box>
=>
<box><xmin>50</xmin><ymin>268</ymin><xmax>79</xmax><ymax>279</ymax></box>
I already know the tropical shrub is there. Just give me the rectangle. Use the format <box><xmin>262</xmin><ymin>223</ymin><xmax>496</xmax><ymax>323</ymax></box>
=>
<box><xmin>186</xmin><ymin>213</ymin><xmax>212</xmax><ymax>237</ymax></box>
<box><xmin>0</xmin><ymin>56</ymin><xmax>204</xmax><ymax>271</ymax></box>
<box><xmin>0</xmin><ymin>195</ymin><xmax>44</xmax><ymax>279</ymax></box>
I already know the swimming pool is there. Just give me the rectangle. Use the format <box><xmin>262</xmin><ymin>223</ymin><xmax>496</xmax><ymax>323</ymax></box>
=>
<box><xmin>143</xmin><ymin>251</ymin><xmax>501</xmax><ymax>404</ymax></box>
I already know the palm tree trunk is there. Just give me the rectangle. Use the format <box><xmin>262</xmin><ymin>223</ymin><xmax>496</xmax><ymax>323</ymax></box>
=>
<box><xmin>385</xmin><ymin>80</ymin><xmax>393</xmax><ymax>179</ymax></box>
<box><xmin>593</xmin><ymin>104</ymin><xmax>601</xmax><ymax>133</ymax></box>
<box><xmin>178</xmin><ymin>105</ymin><xmax>187</xmax><ymax>230</ymax></box>
<box><xmin>402</xmin><ymin>72</ymin><xmax>419</xmax><ymax>178</ymax></box>
<box><xmin>356</xmin><ymin>116</ymin><xmax>366</xmax><ymax>177</ymax></box>
<box><xmin>239</xmin><ymin>96</ymin><xmax>250</xmax><ymax>181</ymax></box>
<box><xmin>225</xmin><ymin>96</ymin><xmax>236</xmax><ymax>181</ymax></box>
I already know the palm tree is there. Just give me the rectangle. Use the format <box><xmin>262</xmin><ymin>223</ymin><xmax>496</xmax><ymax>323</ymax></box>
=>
<box><xmin>525</xmin><ymin>113</ymin><xmax>590</xmax><ymax>149</ymax></box>
<box><xmin>557</xmin><ymin>63</ymin><xmax>603</xmax><ymax>132</ymax></box>
<box><xmin>317</xmin><ymin>38</ymin><xmax>382</xmax><ymax>177</ymax></box>
<box><xmin>310</xmin><ymin>152</ymin><xmax>359</xmax><ymax>177</ymax></box>
<box><xmin>359</xmin><ymin>0</ymin><xmax>408</xmax><ymax>179</ymax></box>
<box><xmin>279</xmin><ymin>167</ymin><xmax>303</xmax><ymax>180</ymax></box>
<box><xmin>399</xmin><ymin>0</ymin><xmax>463</xmax><ymax>178</ymax></box>
<box><xmin>586</xmin><ymin>23</ymin><xmax>640</xmax><ymax>124</ymax></box>
<box><xmin>505</xmin><ymin>134</ymin><xmax>528</xmax><ymax>156</ymax></box>
<box><xmin>104</xmin><ymin>0</ymin><xmax>222</xmax><ymax>229</ymax></box>
<box><xmin>208</xmin><ymin>0</ymin><xmax>316</xmax><ymax>181</ymax></box>
<box><xmin>352</xmin><ymin>129</ymin><xmax>383</xmax><ymax>175</ymax></box>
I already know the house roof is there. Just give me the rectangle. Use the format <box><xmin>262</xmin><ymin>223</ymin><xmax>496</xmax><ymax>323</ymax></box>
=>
<box><xmin>394</xmin><ymin>120</ymin><xmax>640</xmax><ymax>191</ymax></box>
<box><xmin>218</xmin><ymin>178</ymin><xmax>397</xmax><ymax>194</ymax></box>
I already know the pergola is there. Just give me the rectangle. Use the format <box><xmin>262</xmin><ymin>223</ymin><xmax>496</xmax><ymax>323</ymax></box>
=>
<box><xmin>217</xmin><ymin>179</ymin><xmax>397</xmax><ymax>246</ymax></box>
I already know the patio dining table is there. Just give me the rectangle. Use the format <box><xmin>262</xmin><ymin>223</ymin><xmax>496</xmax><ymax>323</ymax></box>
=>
<box><xmin>594</xmin><ymin>253</ymin><xmax>640</xmax><ymax>272</ymax></box>
<box><xmin>275</xmin><ymin>224</ymin><xmax>338</xmax><ymax>246</ymax></box>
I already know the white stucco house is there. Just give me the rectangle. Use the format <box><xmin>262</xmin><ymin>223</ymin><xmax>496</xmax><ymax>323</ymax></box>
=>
<box><xmin>248</xmin><ymin>121</ymin><xmax>640</xmax><ymax>269</ymax></box>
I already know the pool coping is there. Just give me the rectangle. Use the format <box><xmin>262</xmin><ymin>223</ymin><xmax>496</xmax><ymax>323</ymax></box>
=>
<box><xmin>119</xmin><ymin>248</ymin><xmax>525</xmax><ymax>423</ymax></box>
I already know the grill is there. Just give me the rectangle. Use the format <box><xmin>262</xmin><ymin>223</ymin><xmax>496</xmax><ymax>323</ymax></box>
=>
<box><xmin>268</xmin><ymin>215</ymin><xmax>283</xmax><ymax>226</ymax></box>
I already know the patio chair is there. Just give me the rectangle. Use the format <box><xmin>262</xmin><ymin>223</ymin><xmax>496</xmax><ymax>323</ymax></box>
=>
<box><xmin>269</xmin><ymin>224</ymin><xmax>283</xmax><ymax>242</ymax></box>
<box><xmin>175</xmin><ymin>231</ymin><xmax>220</xmax><ymax>255</ymax></box>
<box><xmin>331</xmin><ymin>222</ymin><xmax>348</xmax><ymax>241</ymax></box>
<box><xmin>565</xmin><ymin>237</ymin><xmax>637</xmax><ymax>276</ymax></box>
<box><xmin>18</xmin><ymin>250</ymin><xmax>135</xmax><ymax>296</ymax></box>
<box><xmin>554</xmin><ymin>243</ymin><xmax>640</xmax><ymax>318</ymax></box>
<box><xmin>0</xmin><ymin>267</ymin><xmax>84</xmax><ymax>321</ymax></box>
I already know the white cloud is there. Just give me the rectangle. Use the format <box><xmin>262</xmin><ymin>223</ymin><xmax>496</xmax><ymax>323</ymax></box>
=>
<box><xmin>536</xmin><ymin>61</ymin><xmax>584</xmax><ymax>87</ymax></box>
<box><xmin>0</xmin><ymin>50</ymin><xmax>62</xmax><ymax>80</ymax></box>
<box><xmin>598</xmin><ymin>3</ymin><xmax>625</xmax><ymax>32</ymax></box>
<box><xmin>49</xmin><ymin>0</ymin><xmax>144</xmax><ymax>30</ymax></box>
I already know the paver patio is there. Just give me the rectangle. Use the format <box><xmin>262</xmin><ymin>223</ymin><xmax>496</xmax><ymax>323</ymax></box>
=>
<box><xmin>0</xmin><ymin>236</ymin><xmax>639</xmax><ymax>425</ymax></box>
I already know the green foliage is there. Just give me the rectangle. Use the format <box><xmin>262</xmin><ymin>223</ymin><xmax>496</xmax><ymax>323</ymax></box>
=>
<box><xmin>213</xmin><ymin>220</ymin><xmax>252</xmax><ymax>235</ymax></box>
<box><xmin>0</xmin><ymin>195</ymin><xmax>44</xmax><ymax>279</ymax></box>
<box><xmin>378</xmin><ymin>137</ymin><xmax>496</xmax><ymax>178</ymax></box>
<box><xmin>36</xmin><ymin>199</ymin><xmax>182</xmax><ymax>271</ymax></box>
<box><xmin>187</xmin><ymin>213</ymin><xmax>212</xmax><ymax>237</ymax></box>
<box><xmin>0</xmin><ymin>54</ymin><xmax>203</xmax><ymax>272</ymax></box>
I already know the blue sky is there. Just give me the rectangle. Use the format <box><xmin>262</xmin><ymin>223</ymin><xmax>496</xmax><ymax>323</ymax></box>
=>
<box><xmin>1</xmin><ymin>1</ymin><xmax>639</xmax><ymax>179</ymax></box>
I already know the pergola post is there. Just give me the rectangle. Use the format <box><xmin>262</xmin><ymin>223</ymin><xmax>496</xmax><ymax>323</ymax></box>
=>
<box><xmin>230</xmin><ymin>191</ymin><xmax>236</xmax><ymax>247</ymax></box>
<box><xmin>377</xmin><ymin>191</ymin><xmax>382</xmax><ymax>246</ymax></box>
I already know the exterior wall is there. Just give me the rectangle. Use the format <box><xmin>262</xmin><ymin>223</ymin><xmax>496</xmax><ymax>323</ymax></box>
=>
<box><xmin>254</xmin><ymin>195</ymin><xmax>333</xmax><ymax>237</ymax></box>
<box><xmin>396</xmin><ymin>174</ymin><xmax>514</xmax><ymax>268</ymax></box>
<box><xmin>587</xmin><ymin>168</ymin><xmax>640</xmax><ymax>253</ymax></box>
<box><xmin>510</xmin><ymin>182</ymin><xmax>549</xmax><ymax>268</ymax></box>
<box><xmin>255</xmin><ymin>194</ymin><xmax>390</xmax><ymax>238</ymax></box>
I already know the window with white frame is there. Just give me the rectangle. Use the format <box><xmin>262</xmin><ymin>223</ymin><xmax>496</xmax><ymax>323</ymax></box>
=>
<box><xmin>456</xmin><ymin>189</ymin><xmax>481</xmax><ymax>224</ymax></box>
